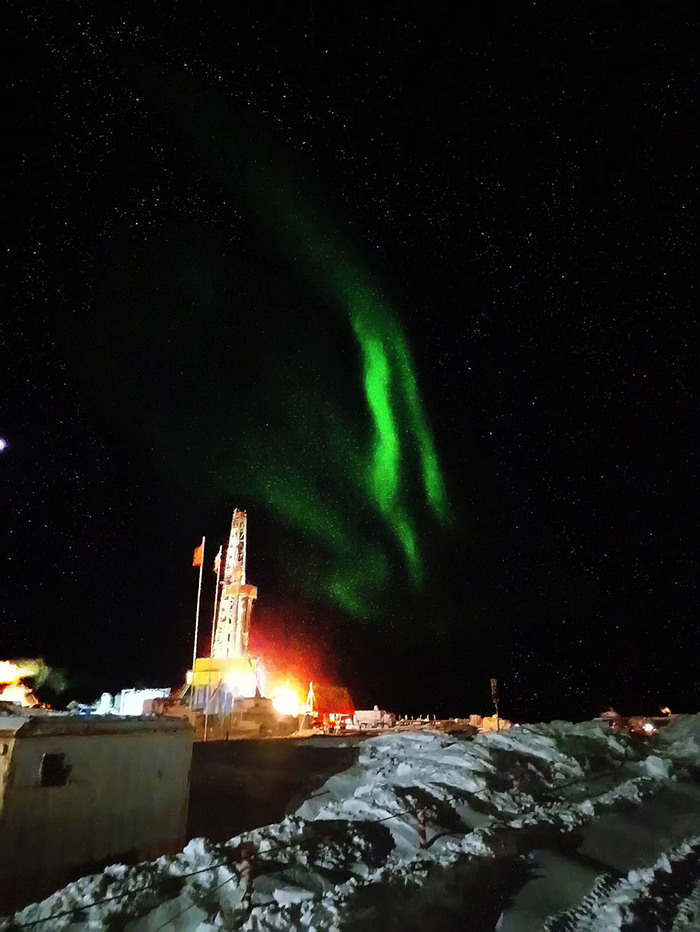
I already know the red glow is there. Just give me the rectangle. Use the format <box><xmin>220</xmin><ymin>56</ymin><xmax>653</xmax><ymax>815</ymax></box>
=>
<box><xmin>249</xmin><ymin>600</ymin><xmax>338</xmax><ymax>690</ymax></box>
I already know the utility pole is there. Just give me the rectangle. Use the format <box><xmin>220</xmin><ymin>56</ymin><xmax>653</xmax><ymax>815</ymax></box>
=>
<box><xmin>192</xmin><ymin>536</ymin><xmax>205</xmax><ymax>670</ymax></box>
<box><xmin>211</xmin><ymin>545</ymin><xmax>222</xmax><ymax>652</ymax></box>
<box><xmin>490</xmin><ymin>677</ymin><xmax>500</xmax><ymax>732</ymax></box>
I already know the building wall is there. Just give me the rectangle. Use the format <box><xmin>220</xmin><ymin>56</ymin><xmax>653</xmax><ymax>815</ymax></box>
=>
<box><xmin>0</xmin><ymin>733</ymin><xmax>17</xmax><ymax>818</ymax></box>
<box><xmin>0</xmin><ymin>721</ymin><xmax>193</xmax><ymax>912</ymax></box>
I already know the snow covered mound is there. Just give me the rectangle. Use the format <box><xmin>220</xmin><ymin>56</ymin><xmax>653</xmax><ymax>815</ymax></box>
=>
<box><xmin>4</xmin><ymin>716</ymin><xmax>700</xmax><ymax>931</ymax></box>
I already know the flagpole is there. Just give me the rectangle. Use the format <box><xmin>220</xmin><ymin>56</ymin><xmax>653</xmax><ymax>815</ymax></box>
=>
<box><xmin>210</xmin><ymin>547</ymin><xmax>222</xmax><ymax>654</ymax></box>
<box><xmin>192</xmin><ymin>536</ymin><xmax>205</xmax><ymax>670</ymax></box>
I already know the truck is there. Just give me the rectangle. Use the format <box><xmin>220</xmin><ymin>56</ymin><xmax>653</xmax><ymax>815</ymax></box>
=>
<box><xmin>353</xmin><ymin>708</ymin><xmax>396</xmax><ymax>729</ymax></box>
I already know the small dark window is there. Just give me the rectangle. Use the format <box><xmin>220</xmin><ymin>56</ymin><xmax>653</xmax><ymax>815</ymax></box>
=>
<box><xmin>40</xmin><ymin>753</ymin><xmax>70</xmax><ymax>787</ymax></box>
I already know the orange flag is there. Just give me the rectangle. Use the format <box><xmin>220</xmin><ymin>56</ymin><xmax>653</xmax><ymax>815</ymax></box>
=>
<box><xmin>192</xmin><ymin>543</ymin><xmax>204</xmax><ymax>567</ymax></box>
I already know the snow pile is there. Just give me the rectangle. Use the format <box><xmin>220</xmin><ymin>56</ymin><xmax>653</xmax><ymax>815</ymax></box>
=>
<box><xmin>3</xmin><ymin>716</ymin><xmax>699</xmax><ymax>930</ymax></box>
<box><xmin>657</xmin><ymin>714</ymin><xmax>700</xmax><ymax>768</ymax></box>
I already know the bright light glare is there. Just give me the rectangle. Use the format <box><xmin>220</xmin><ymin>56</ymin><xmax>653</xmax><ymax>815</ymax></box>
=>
<box><xmin>0</xmin><ymin>684</ymin><xmax>36</xmax><ymax>707</ymax></box>
<box><xmin>0</xmin><ymin>661</ymin><xmax>32</xmax><ymax>684</ymax></box>
<box><xmin>642</xmin><ymin>722</ymin><xmax>655</xmax><ymax>734</ymax></box>
<box><xmin>271</xmin><ymin>688</ymin><xmax>300</xmax><ymax>717</ymax></box>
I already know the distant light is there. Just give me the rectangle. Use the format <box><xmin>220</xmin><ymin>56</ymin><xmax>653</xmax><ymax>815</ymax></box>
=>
<box><xmin>642</xmin><ymin>721</ymin><xmax>655</xmax><ymax>734</ymax></box>
<box><xmin>0</xmin><ymin>683</ymin><xmax>37</xmax><ymax>708</ymax></box>
<box><xmin>0</xmin><ymin>438</ymin><xmax>6</xmax><ymax>452</ymax></box>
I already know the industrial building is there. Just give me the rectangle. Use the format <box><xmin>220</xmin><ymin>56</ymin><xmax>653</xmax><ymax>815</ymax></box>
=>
<box><xmin>0</xmin><ymin>710</ymin><xmax>192</xmax><ymax>912</ymax></box>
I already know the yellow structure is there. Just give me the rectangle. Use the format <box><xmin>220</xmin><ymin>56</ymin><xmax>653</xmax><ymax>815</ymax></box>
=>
<box><xmin>190</xmin><ymin>656</ymin><xmax>256</xmax><ymax>688</ymax></box>
<box><xmin>190</xmin><ymin>656</ymin><xmax>258</xmax><ymax>710</ymax></box>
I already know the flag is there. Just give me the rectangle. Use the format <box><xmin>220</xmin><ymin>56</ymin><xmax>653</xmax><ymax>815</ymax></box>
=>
<box><xmin>214</xmin><ymin>546</ymin><xmax>222</xmax><ymax>574</ymax></box>
<box><xmin>192</xmin><ymin>542</ymin><xmax>204</xmax><ymax>567</ymax></box>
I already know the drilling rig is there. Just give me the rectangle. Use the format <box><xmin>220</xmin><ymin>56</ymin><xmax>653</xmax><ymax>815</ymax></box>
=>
<box><xmin>189</xmin><ymin>510</ymin><xmax>259</xmax><ymax>715</ymax></box>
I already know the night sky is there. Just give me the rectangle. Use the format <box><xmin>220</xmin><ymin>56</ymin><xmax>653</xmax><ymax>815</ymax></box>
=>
<box><xmin>3</xmin><ymin>3</ymin><xmax>696</xmax><ymax>722</ymax></box>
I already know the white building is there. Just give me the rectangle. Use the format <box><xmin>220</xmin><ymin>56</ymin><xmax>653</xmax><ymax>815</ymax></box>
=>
<box><xmin>114</xmin><ymin>687</ymin><xmax>171</xmax><ymax>716</ymax></box>
<box><xmin>0</xmin><ymin>711</ymin><xmax>193</xmax><ymax>912</ymax></box>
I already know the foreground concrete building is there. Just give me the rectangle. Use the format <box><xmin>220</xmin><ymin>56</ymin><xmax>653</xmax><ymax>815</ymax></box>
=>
<box><xmin>0</xmin><ymin>711</ymin><xmax>193</xmax><ymax>912</ymax></box>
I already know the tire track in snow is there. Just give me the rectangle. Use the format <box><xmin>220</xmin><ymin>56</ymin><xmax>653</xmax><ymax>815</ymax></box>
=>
<box><xmin>545</xmin><ymin>837</ymin><xmax>700</xmax><ymax>931</ymax></box>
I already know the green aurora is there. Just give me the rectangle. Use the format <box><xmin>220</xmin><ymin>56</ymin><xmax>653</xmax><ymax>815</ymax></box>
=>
<box><xmin>243</xmin><ymin>180</ymin><xmax>451</xmax><ymax>609</ymax></box>
<box><xmin>93</xmin><ymin>58</ymin><xmax>452</xmax><ymax>619</ymax></box>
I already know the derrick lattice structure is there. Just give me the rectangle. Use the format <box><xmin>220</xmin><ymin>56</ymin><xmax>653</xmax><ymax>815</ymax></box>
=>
<box><xmin>211</xmin><ymin>510</ymin><xmax>257</xmax><ymax>659</ymax></box>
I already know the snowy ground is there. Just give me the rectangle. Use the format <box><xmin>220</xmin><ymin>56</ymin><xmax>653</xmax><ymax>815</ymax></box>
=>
<box><xmin>4</xmin><ymin>716</ymin><xmax>700</xmax><ymax>930</ymax></box>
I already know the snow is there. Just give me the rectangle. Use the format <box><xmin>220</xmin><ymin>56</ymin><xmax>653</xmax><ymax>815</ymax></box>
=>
<box><xmin>4</xmin><ymin>715</ymin><xmax>700</xmax><ymax>930</ymax></box>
